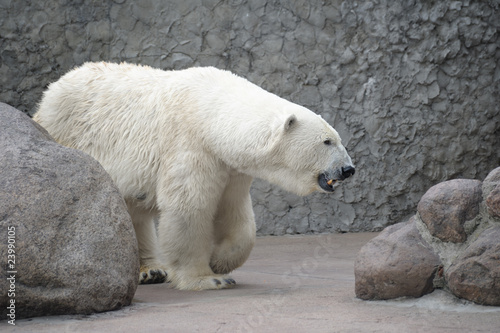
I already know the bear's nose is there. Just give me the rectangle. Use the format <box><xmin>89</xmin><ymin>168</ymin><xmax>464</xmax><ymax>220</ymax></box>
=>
<box><xmin>341</xmin><ymin>166</ymin><xmax>355</xmax><ymax>179</ymax></box>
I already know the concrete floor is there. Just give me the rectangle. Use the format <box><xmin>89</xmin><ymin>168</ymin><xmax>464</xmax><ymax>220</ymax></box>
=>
<box><xmin>2</xmin><ymin>233</ymin><xmax>500</xmax><ymax>332</ymax></box>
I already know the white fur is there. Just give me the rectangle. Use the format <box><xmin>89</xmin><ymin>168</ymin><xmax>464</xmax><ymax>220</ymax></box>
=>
<box><xmin>34</xmin><ymin>62</ymin><xmax>354</xmax><ymax>290</ymax></box>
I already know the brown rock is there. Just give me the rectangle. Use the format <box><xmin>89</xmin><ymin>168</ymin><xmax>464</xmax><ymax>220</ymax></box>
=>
<box><xmin>446</xmin><ymin>226</ymin><xmax>500</xmax><ymax>306</ymax></box>
<box><xmin>417</xmin><ymin>179</ymin><xmax>482</xmax><ymax>243</ymax></box>
<box><xmin>355</xmin><ymin>218</ymin><xmax>441</xmax><ymax>300</ymax></box>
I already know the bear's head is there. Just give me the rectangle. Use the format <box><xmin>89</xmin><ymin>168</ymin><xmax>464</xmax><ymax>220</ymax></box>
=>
<box><xmin>259</xmin><ymin>105</ymin><xmax>355</xmax><ymax>196</ymax></box>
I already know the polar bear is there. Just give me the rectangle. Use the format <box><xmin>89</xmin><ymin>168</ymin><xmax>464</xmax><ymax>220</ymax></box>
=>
<box><xmin>34</xmin><ymin>62</ymin><xmax>355</xmax><ymax>290</ymax></box>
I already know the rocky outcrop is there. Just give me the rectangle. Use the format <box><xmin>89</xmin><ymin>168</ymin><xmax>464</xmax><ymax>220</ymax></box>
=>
<box><xmin>355</xmin><ymin>167</ymin><xmax>500</xmax><ymax>306</ymax></box>
<box><xmin>0</xmin><ymin>103</ymin><xmax>139</xmax><ymax>319</ymax></box>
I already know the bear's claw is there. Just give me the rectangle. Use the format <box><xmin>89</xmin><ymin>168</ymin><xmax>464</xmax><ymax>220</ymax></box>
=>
<box><xmin>224</xmin><ymin>278</ymin><xmax>236</xmax><ymax>285</ymax></box>
<box><xmin>139</xmin><ymin>267</ymin><xmax>168</xmax><ymax>284</ymax></box>
<box><xmin>214</xmin><ymin>278</ymin><xmax>236</xmax><ymax>286</ymax></box>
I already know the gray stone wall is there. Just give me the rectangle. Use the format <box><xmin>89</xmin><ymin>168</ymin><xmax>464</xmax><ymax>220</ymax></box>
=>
<box><xmin>1</xmin><ymin>0</ymin><xmax>499</xmax><ymax>234</ymax></box>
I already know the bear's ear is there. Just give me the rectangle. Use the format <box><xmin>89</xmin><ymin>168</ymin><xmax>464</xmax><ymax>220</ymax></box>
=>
<box><xmin>284</xmin><ymin>114</ymin><xmax>297</xmax><ymax>132</ymax></box>
<box><xmin>266</xmin><ymin>113</ymin><xmax>297</xmax><ymax>149</ymax></box>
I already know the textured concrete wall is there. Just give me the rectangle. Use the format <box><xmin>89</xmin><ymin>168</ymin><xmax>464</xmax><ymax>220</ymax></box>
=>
<box><xmin>1</xmin><ymin>0</ymin><xmax>499</xmax><ymax>235</ymax></box>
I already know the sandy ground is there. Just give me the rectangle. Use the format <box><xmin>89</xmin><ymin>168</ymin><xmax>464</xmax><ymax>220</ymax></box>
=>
<box><xmin>2</xmin><ymin>233</ymin><xmax>500</xmax><ymax>332</ymax></box>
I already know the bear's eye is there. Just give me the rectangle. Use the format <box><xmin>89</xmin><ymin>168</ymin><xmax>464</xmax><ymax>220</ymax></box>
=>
<box><xmin>323</xmin><ymin>139</ymin><xmax>332</xmax><ymax>146</ymax></box>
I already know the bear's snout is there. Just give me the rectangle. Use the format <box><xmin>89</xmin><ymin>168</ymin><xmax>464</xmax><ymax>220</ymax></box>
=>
<box><xmin>318</xmin><ymin>164</ymin><xmax>355</xmax><ymax>192</ymax></box>
<box><xmin>341</xmin><ymin>165</ymin><xmax>355</xmax><ymax>180</ymax></box>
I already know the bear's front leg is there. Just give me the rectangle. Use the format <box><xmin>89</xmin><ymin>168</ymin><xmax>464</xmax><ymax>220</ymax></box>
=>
<box><xmin>156</xmin><ymin>164</ymin><xmax>238</xmax><ymax>290</ymax></box>
<box><xmin>211</xmin><ymin>174</ymin><xmax>256</xmax><ymax>274</ymax></box>
<box><xmin>157</xmin><ymin>208</ymin><xmax>236</xmax><ymax>290</ymax></box>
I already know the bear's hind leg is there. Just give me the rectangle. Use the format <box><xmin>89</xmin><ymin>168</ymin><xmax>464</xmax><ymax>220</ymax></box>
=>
<box><xmin>127</xmin><ymin>203</ymin><xmax>167</xmax><ymax>284</ymax></box>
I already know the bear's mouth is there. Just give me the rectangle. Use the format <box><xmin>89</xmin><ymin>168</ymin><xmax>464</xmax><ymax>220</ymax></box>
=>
<box><xmin>318</xmin><ymin>173</ymin><xmax>337</xmax><ymax>192</ymax></box>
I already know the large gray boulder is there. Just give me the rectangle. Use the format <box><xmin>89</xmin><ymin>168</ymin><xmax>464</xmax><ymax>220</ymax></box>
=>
<box><xmin>0</xmin><ymin>103</ymin><xmax>139</xmax><ymax>320</ymax></box>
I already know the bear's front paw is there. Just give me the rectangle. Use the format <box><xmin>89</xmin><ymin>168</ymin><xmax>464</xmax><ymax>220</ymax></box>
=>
<box><xmin>172</xmin><ymin>273</ymin><xmax>236</xmax><ymax>290</ymax></box>
<box><xmin>139</xmin><ymin>265</ymin><xmax>168</xmax><ymax>284</ymax></box>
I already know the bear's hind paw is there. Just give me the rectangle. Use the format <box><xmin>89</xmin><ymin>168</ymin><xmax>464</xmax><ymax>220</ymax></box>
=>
<box><xmin>139</xmin><ymin>266</ymin><xmax>168</xmax><ymax>284</ymax></box>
